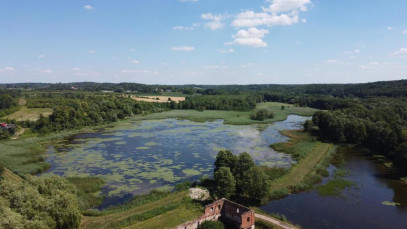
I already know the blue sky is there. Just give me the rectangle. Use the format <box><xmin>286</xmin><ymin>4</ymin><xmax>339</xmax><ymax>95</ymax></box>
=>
<box><xmin>0</xmin><ymin>0</ymin><xmax>406</xmax><ymax>84</ymax></box>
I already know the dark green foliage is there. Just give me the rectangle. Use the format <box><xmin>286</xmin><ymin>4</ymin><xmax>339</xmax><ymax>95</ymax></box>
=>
<box><xmin>179</xmin><ymin>94</ymin><xmax>261</xmax><ymax>111</ymax></box>
<box><xmin>29</xmin><ymin>93</ymin><xmax>168</xmax><ymax>134</ymax></box>
<box><xmin>250</xmin><ymin>109</ymin><xmax>274</xmax><ymax>121</ymax></box>
<box><xmin>199</xmin><ymin>220</ymin><xmax>225</xmax><ymax>229</ymax></box>
<box><xmin>214</xmin><ymin>167</ymin><xmax>236</xmax><ymax>199</ymax></box>
<box><xmin>213</xmin><ymin>151</ymin><xmax>270</xmax><ymax>201</ymax></box>
<box><xmin>0</xmin><ymin>162</ymin><xmax>4</xmax><ymax>175</ymax></box>
<box><xmin>0</xmin><ymin>176</ymin><xmax>81</xmax><ymax>229</ymax></box>
<box><xmin>175</xmin><ymin>180</ymin><xmax>193</xmax><ymax>191</ymax></box>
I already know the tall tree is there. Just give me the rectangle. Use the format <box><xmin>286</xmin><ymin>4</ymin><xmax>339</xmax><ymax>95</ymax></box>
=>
<box><xmin>214</xmin><ymin>167</ymin><xmax>236</xmax><ymax>199</ymax></box>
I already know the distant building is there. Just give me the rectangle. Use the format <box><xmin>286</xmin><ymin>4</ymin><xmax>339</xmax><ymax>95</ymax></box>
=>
<box><xmin>175</xmin><ymin>198</ymin><xmax>255</xmax><ymax>229</ymax></box>
<box><xmin>0</xmin><ymin>123</ymin><xmax>17</xmax><ymax>130</ymax></box>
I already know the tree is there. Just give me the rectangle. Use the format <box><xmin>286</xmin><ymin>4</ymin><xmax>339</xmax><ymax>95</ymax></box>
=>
<box><xmin>244</xmin><ymin>167</ymin><xmax>270</xmax><ymax>200</ymax></box>
<box><xmin>235</xmin><ymin>152</ymin><xmax>256</xmax><ymax>193</ymax></box>
<box><xmin>214</xmin><ymin>167</ymin><xmax>236</xmax><ymax>199</ymax></box>
<box><xmin>214</xmin><ymin>150</ymin><xmax>237</xmax><ymax>174</ymax></box>
<box><xmin>250</xmin><ymin>109</ymin><xmax>274</xmax><ymax>121</ymax></box>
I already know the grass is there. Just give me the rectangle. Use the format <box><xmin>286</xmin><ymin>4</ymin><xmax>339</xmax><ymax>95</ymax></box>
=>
<box><xmin>67</xmin><ymin>177</ymin><xmax>106</xmax><ymax>210</ymax></box>
<box><xmin>1</xmin><ymin>106</ymin><xmax>52</xmax><ymax>121</ymax></box>
<box><xmin>132</xmin><ymin>102</ymin><xmax>317</xmax><ymax>125</ymax></box>
<box><xmin>268</xmin><ymin>130</ymin><xmax>335</xmax><ymax>195</ymax></box>
<box><xmin>80</xmin><ymin>190</ymin><xmax>203</xmax><ymax>229</ymax></box>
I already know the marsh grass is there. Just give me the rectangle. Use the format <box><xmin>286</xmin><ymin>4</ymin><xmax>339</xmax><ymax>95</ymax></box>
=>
<box><xmin>67</xmin><ymin>177</ymin><xmax>106</xmax><ymax>210</ymax></box>
<box><xmin>316</xmin><ymin>179</ymin><xmax>353</xmax><ymax>197</ymax></box>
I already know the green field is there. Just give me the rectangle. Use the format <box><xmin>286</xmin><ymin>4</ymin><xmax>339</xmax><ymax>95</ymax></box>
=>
<box><xmin>1</xmin><ymin>106</ymin><xmax>52</xmax><ymax>121</ymax></box>
<box><xmin>134</xmin><ymin>102</ymin><xmax>317</xmax><ymax>125</ymax></box>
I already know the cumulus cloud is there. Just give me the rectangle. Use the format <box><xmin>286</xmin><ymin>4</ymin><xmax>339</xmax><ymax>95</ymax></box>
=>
<box><xmin>201</xmin><ymin>13</ymin><xmax>225</xmax><ymax>30</ymax></box>
<box><xmin>402</xmin><ymin>29</ymin><xmax>407</xmax><ymax>34</ymax></box>
<box><xmin>84</xmin><ymin>5</ymin><xmax>94</xmax><ymax>10</ymax></box>
<box><xmin>132</xmin><ymin>59</ymin><xmax>140</xmax><ymax>64</ymax></box>
<box><xmin>232</xmin><ymin>0</ymin><xmax>310</xmax><ymax>28</ymax></box>
<box><xmin>240</xmin><ymin>63</ymin><xmax>254</xmax><ymax>68</ymax></box>
<box><xmin>392</xmin><ymin>48</ymin><xmax>407</xmax><ymax>56</ymax></box>
<box><xmin>37</xmin><ymin>54</ymin><xmax>45</xmax><ymax>58</ymax></box>
<box><xmin>171</xmin><ymin>46</ymin><xmax>195</xmax><ymax>51</ymax></box>
<box><xmin>264</xmin><ymin>0</ymin><xmax>311</xmax><ymax>13</ymax></box>
<box><xmin>204</xmin><ymin>65</ymin><xmax>230</xmax><ymax>69</ymax></box>
<box><xmin>88</xmin><ymin>50</ymin><xmax>96</xmax><ymax>54</ymax></box>
<box><xmin>226</xmin><ymin>27</ymin><xmax>269</xmax><ymax>48</ymax></box>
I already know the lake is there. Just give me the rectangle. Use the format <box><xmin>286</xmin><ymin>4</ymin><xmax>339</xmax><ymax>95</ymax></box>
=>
<box><xmin>44</xmin><ymin>115</ymin><xmax>308</xmax><ymax>208</ymax></box>
<box><xmin>260</xmin><ymin>152</ymin><xmax>407</xmax><ymax>229</ymax></box>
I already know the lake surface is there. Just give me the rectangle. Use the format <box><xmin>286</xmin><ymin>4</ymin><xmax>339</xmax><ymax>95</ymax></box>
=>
<box><xmin>260</xmin><ymin>153</ymin><xmax>407</xmax><ymax>229</ymax></box>
<box><xmin>44</xmin><ymin>115</ymin><xmax>308</xmax><ymax>207</ymax></box>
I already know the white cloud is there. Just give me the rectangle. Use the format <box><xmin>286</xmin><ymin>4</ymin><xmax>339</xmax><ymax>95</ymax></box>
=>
<box><xmin>354</xmin><ymin>49</ymin><xmax>360</xmax><ymax>53</ymax></box>
<box><xmin>132</xmin><ymin>59</ymin><xmax>140</xmax><ymax>64</ymax></box>
<box><xmin>226</xmin><ymin>27</ymin><xmax>269</xmax><ymax>48</ymax></box>
<box><xmin>392</xmin><ymin>48</ymin><xmax>407</xmax><ymax>56</ymax></box>
<box><xmin>325</xmin><ymin>59</ymin><xmax>342</xmax><ymax>64</ymax></box>
<box><xmin>348</xmin><ymin>56</ymin><xmax>356</xmax><ymax>59</ymax></box>
<box><xmin>173</xmin><ymin>26</ymin><xmax>194</xmax><ymax>31</ymax></box>
<box><xmin>257</xmin><ymin>72</ymin><xmax>265</xmax><ymax>77</ymax></box>
<box><xmin>264</xmin><ymin>0</ymin><xmax>311</xmax><ymax>13</ymax></box>
<box><xmin>129</xmin><ymin>49</ymin><xmax>136</xmax><ymax>52</ymax></box>
<box><xmin>387</xmin><ymin>26</ymin><xmax>393</xmax><ymax>31</ymax></box>
<box><xmin>88</xmin><ymin>50</ymin><xmax>96</xmax><ymax>54</ymax></box>
<box><xmin>0</xmin><ymin>66</ymin><xmax>14</xmax><ymax>72</ymax></box>
<box><xmin>171</xmin><ymin>46</ymin><xmax>195</xmax><ymax>51</ymax></box>
<box><xmin>43</xmin><ymin>69</ymin><xmax>52</xmax><ymax>74</ymax></box>
<box><xmin>201</xmin><ymin>13</ymin><xmax>225</xmax><ymax>30</ymax></box>
<box><xmin>402</xmin><ymin>29</ymin><xmax>407</xmax><ymax>34</ymax></box>
<box><xmin>301</xmin><ymin>19</ymin><xmax>307</xmax><ymax>23</ymax></box>
<box><xmin>121</xmin><ymin>69</ymin><xmax>150</xmax><ymax>74</ymax></box>
<box><xmin>369</xmin><ymin>61</ymin><xmax>379</xmax><ymax>65</ymax></box>
<box><xmin>232</xmin><ymin>11</ymin><xmax>298</xmax><ymax>27</ymax></box>
<box><xmin>296</xmin><ymin>41</ymin><xmax>302</xmax><ymax>45</ymax></box>
<box><xmin>71</xmin><ymin>68</ymin><xmax>81</xmax><ymax>71</ymax></box>
<box><xmin>218</xmin><ymin>48</ymin><xmax>235</xmax><ymax>53</ymax></box>
<box><xmin>37</xmin><ymin>54</ymin><xmax>45</xmax><ymax>58</ymax></box>
<box><xmin>84</xmin><ymin>5</ymin><xmax>94</xmax><ymax>10</ymax></box>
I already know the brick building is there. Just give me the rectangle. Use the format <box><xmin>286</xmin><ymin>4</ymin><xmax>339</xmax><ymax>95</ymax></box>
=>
<box><xmin>175</xmin><ymin>198</ymin><xmax>255</xmax><ymax>229</ymax></box>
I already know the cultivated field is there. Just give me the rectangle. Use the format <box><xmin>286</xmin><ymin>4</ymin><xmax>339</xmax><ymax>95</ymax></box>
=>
<box><xmin>131</xmin><ymin>95</ymin><xmax>185</xmax><ymax>103</ymax></box>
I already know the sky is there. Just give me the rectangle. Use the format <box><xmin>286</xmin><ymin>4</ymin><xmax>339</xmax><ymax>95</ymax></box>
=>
<box><xmin>0</xmin><ymin>0</ymin><xmax>406</xmax><ymax>85</ymax></box>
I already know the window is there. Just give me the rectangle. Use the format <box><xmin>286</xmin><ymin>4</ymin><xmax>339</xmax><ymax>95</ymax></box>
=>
<box><xmin>210</xmin><ymin>207</ymin><xmax>213</xmax><ymax>212</ymax></box>
<box><xmin>236</xmin><ymin>208</ymin><xmax>239</xmax><ymax>213</ymax></box>
<box><xmin>218</xmin><ymin>205</ymin><xmax>221</xmax><ymax>209</ymax></box>
<box><xmin>247</xmin><ymin>217</ymin><xmax>250</xmax><ymax>222</ymax></box>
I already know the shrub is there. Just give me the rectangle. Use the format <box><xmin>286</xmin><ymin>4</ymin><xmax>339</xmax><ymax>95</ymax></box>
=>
<box><xmin>199</xmin><ymin>220</ymin><xmax>225</xmax><ymax>229</ymax></box>
<box><xmin>250</xmin><ymin>109</ymin><xmax>274</xmax><ymax>121</ymax></box>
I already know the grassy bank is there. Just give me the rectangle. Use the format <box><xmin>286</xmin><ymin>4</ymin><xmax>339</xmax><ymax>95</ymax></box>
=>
<box><xmin>81</xmin><ymin>190</ymin><xmax>203</xmax><ymax>229</ymax></box>
<box><xmin>268</xmin><ymin>130</ymin><xmax>336</xmax><ymax>197</ymax></box>
<box><xmin>132</xmin><ymin>102</ymin><xmax>317</xmax><ymax>125</ymax></box>
<box><xmin>2</xmin><ymin>106</ymin><xmax>52</xmax><ymax>121</ymax></box>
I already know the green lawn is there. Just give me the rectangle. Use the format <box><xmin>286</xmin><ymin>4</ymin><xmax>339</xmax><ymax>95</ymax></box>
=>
<box><xmin>133</xmin><ymin>102</ymin><xmax>318</xmax><ymax>125</ymax></box>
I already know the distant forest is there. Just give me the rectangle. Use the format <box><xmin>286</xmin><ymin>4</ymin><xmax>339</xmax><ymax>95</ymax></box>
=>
<box><xmin>1</xmin><ymin>79</ymin><xmax>407</xmax><ymax>172</ymax></box>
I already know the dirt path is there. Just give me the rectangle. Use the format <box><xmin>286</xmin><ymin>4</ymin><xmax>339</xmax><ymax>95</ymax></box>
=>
<box><xmin>255</xmin><ymin>213</ymin><xmax>299</xmax><ymax>229</ymax></box>
<box><xmin>270</xmin><ymin>143</ymin><xmax>332</xmax><ymax>192</ymax></box>
<box><xmin>10</xmin><ymin>128</ymin><xmax>26</xmax><ymax>140</ymax></box>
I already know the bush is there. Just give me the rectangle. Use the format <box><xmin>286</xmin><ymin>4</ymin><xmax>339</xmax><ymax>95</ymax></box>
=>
<box><xmin>199</xmin><ymin>220</ymin><xmax>225</xmax><ymax>229</ymax></box>
<box><xmin>250</xmin><ymin>109</ymin><xmax>274</xmax><ymax>121</ymax></box>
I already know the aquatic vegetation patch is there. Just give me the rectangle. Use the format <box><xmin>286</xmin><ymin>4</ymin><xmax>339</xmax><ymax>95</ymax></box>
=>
<box><xmin>145</xmin><ymin>142</ymin><xmax>157</xmax><ymax>146</ymax></box>
<box><xmin>136</xmin><ymin>146</ymin><xmax>150</xmax><ymax>150</ymax></box>
<box><xmin>381</xmin><ymin>201</ymin><xmax>401</xmax><ymax>207</ymax></box>
<box><xmin>182</xmin><ymin>169</ymin><xmax>201</xmax><ymax>176</ymax></box>
<box><xmin>316</xmin><ymin>179</ymin><xmax>353</xmax><ymax>197</ymax></box>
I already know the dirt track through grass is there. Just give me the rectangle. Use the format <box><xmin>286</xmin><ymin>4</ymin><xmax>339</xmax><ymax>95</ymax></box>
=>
<box><xmin>270</xmin><ymin>139</ymin><xmax>333</xmax><ymax>192</ymax></box>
